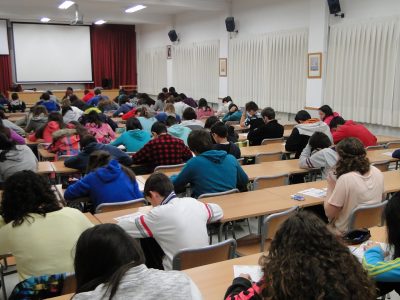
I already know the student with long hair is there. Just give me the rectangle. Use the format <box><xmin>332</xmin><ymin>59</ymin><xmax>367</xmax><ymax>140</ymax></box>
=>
<box><xmin>24</xmin><ymin>105</ymin><xmax>48</xmax><ymax>133</ymax></box>
<box><xmin>61</xmin><ymin>99</ymin><xmax>83</xmax><ymax>124</ymax></box>
<box><xmin>72</xmin><ymin>224</ymin><xmax>202</xmax><ymax>299</ymax></box>
<box><xmin>155</xmin><ymin>103</ymin><xmax>181</xmax><ymax>123</ymax></box>
<box><xmin>153</xmin><ymin>93</ymin><xmax>167</xmax><ymax>112</ymax></box>
<box><xmin>324</xmin><ymin>138</ymin><xmax>384</xmax><ymax>234</ymax></box>
<box><xmin>225</xmin><ymin>211</ymin><xmax>376</xmax><ymax>299</ymax></box>
<box><xmin>196</xmin><ymin>98</ymin><xmax>214</xmax><ymax>119</ymax></box>
<box><xmin>84</xmin><ymin>111</ymin><xmax>115</xmax><ymax>144</ymax></box>
<box><xmin>136</xmin><ymin>106</ymin><xmax>157</xmax><ymax>133</ymax></box>
<box><xmin>0</xmin><ymin>171</ymin><xmax>92</xmax><ymax>280</ymax></box>
<box><xmin>110</xmin><ymin>117</ymin><xmax>151</xmax><ymax>152</ymax></box>
<box><xmin>318</xmin><ymin>104</ymin><xmax>340</xmax><ymax>128</ymax></box>
<box><xmin>28</xmin><ymin>112</ymin><xmax>65</xmax><ymax>143</ymax></box>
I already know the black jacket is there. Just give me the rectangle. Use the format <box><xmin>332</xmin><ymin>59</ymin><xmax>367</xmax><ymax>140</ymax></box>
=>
<box><xmin>285</xmin><ymin>127</ymin><xmax>311</xmax><ymax>158</ymax></box>
<box><xmin>213</xmin><ymin>142</ymin><xmax>241</xmax><ymax>159</ymax></box>
<box><xmin>247</xmin><ymin>119</ymin><xmax>284</xmax><ymax>146</ymax></box>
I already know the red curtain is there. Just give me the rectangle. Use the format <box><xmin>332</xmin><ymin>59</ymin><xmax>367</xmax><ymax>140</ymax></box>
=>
<box><xmin>90</xmin><ymin>24</ymin><xmax>137</xmax><ymax>89</ymax></box>
<box><xmin>0</xmin><ymin>55</ymin><xmax>12</xmax><ymax>96</ymax></box>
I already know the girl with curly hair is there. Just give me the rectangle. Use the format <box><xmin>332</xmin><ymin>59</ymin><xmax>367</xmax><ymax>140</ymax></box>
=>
<box><xmin>324</xmin><ymin>137</ymin><xmax>384</xmax><ymax>233</ymax></box>
<box><xmin>225</xmin><ymin>211</ymin><xmax>376</xmax><ymax>300</ymax></box>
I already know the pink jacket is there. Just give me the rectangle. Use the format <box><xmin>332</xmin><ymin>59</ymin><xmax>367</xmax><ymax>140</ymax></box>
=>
<box><xmin>85</xmin><ymin>122</ymin><xmax>116</xmax><ymax>144</ymax></box>
<box><xmin>197</xmin><ymin>107</ymin><xmax>215</xmax><ymax>119</ymax></box>
<box><xmin>323</xmin><ymin>112</ymin><xmax>340</xmax><ymax>128</ymax></box>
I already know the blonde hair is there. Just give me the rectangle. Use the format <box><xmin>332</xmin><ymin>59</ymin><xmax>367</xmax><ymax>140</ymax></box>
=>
<box><xmin>164</xmin><ymin>103</ymin><xmax>175</xmax><ymax>114</ymax></box>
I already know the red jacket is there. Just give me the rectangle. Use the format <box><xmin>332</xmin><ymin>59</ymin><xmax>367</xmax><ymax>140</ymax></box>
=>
<box><xmin>332</xmin><ymin>120</ymin><xmax>377</xmax><ymax>147</ymax></box>
<box><xmin>28</xmin><ymin>121</ymin><xmax>61</xmax><ymax>143</ymax></box>
<box><xmin>121</xmin><ymin>108</ymin><xmax>138</xmax><ymax>120</ymax></box>
<box><xmin>82</xmin><ymin>92</ymin><xmax>95</xmax><ymax>102</ymax></box>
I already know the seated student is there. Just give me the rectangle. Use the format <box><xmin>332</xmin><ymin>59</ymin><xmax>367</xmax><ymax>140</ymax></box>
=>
<box><xmin>153</xmin><ymin>93</ymin><xmax>167</xmax><ymax>112</ymax></box>
<box><xmin>210</xmin><ymin>121</ymin><xmax>241</xmax><ymax>159</ymax></box>
<box><xmin>222</xmin><ymin>103</ymin><xmax>242</xmax><ymax>123</ymax></box>
<box><xmin>84</xmin><ymin>111</ymin><xmax>115</xmax><ymax>144</ymax></box>
<box><xmin>110</xmin><ymin>117</ymin><xmax>152</xmax><ymax>152</ymax></box>
<box><xmin>169</xmin><ymin>86</ymin><xmax>179</xmax><ymax>98</ymax></box>
<box><xmin>239</xmin><ymin>101</ymin><xmax>264</xmax><ymax>130</ymax></box>
<box><xmin>285</xmin><ymin>110</ymin><xmax>332</xmax><ymax>158</ymax></box>
<box><xmin>24</xmin><ymin>105</ymin><xmax>48</xmax><ymax>133</ymax></box>
<box><xmin>155</xmin><ymin>103</ymin><xmax>181</xmax><ymax>123</ymax></box>
<box><xmin>363</xmin><ymin>193</ymin><xmax>400</xmax><ymax>296</ymax></box>
<box><xmin>0</xmin><ymin>171</ymin><xmax>93</xmax><ymax>280</ymax></box>
<box><xmin>0</xmin><ymin>133</ymin><xmax>37</xmax><ymax>181</ymax></box>
<box><xmin>0</xmin><ymin>111</ymin><xmax>26</xmax><ymax>137</ymax></box>
<box><xmin>86</xmin><ymin>88</ymin><xmax>103</xmax><ymax>107</ymax></box>
<box><xmin>98</xmin><ymin>99</ymin><xmax>119</xmax><ymax>114</ymax></box>
<box><xmin>131</xmin><ymin>122</ymin><xmax>192</xmax><ymax>172</ymax></box>
<box><xmin>217</xmin><ymin>96</ymin><xmax>233</xmax><ymax>117</ymax></box>
<box><xmin>318</xmin><ymin>104</ymin><xmax>340</xmax><ymax>128</ymax></box>
<box><xmin>69</xmin><ymin>95</ymin><xmax>87</xmax><ymax>111</ymax></box>
<box><xmin>173</xmin><ymin>96</ymin><xmax>190</xmax><ymax>117</ymax></box>
<box><xmin>166</xmin><ymin>116</ymin><xmax>191</xmax><ymax>145</ymax></box>
<box><xmin>136</xmin><ymin>106</ymin><xmax>157</xmax><ymax>133</ymax></box>
<box><xmin>181</xmin><ymin>107</ymin><xmax>204</xmax><ymax>130</ymax></box>
<box><xmin>324</xmin><ymin>138</ymin><xmax>384</xmax><ymax>234</ymax></box>
<box><xmin>119</xmin><ymin>173</ymin><xmax>223</xmax><ymax>271</ymax></box>
<box><xmin>0</xmin><ymin>119</ymin><xmax>25</xmax><ymax>145</ymax></box>
<box><xmin>81</xmin><ymin>107</ymin><xmax>118</xmax><ymax>132</ymax></box>
<box><xmin>113</xmin><ymin>95</ymin><xmax>134</xmax><ymax>117</ymax></box>
<box><xmin>8</xmin><ymin>93</ymin><xmax>26</xmax><ymax>113</ymax></box>
<box><xmin>225</xmin><ymin>211</ymin><xmax>376</xmax><ymax>300</ymax></box>
<box><xmin>247</xmin><ymin>107</ymin><xmax>284</xmax><ymax>146</ymax></box>
<box><xmin>61</xmin><ymin>99</ymin><xmax>83</xmax><ymax>124</ymax></box>
<box><xmin>137</xmin><ymin>93</ymin><xmax>156</xmax><ymax>107</ymax></box>
<box><xmin>36</xmin><ymin>92</ymin><xmax>60</xmax><ymax>112</ymax></box>
<box><xmin>48</xmin><ymin>127</ymin><xmax>80</xmax><ymax>160</ymax></box>
<box><xmin>82</xmin><ymin>89</ymin><xmax>95</xmax><ymax>103</ymax></box>
<box><xmin>180</xmin><ymin>93</ymin><xmax>197</xmax><ymax>108</ymax></box>
<box><xmin>196</xmin><ymin>98</ymin><xmax>214</xmax><ymax>120</ymax></box>
<box><xmin>0</xmin><ymin>92</ymin><xmax>9</xmax><ymax>108</ymax></box>
<box><xmin>28</xmin><ymin>112</ymin><xmax>65</xmax><ymax>143</ymax></box>
<box><xmin>171</xmin><ymin>130</ymin><xmax>249</xmax><ymax>198</ymax></box>
<box><xmin>64</xmin><ymin>135</ymin><xmax>133</xmax><ymax>171</ymax></box>
<box><xmin>65</xmin><ymin>151</ymin><xmax>143</xmax><ymax>210</ymax></box>
<box><xmin>62</xmin><ymin>87</ymin><xmax>74</xmax><ymax>101</ymax></box>
<box><xmin>205</xmin><ymin>116</ymin><xmax>238</xmax><ymax>143</ymax></box>
<box><xmin>162</xmin><ymin>87</ymin><xmax>169</xmax><ymax>97</ymax></box>
<box><xmin>299</xmin><ymin>132</ymin><xmax>338</xmax><ymax>179</ymax></box>
<box><xmin>73</xmin><ymin>224</ymin><xmax>202</xmax><ymax>299</ymax></box>
<box><xmin>330</xmin><ymin>116</ymin><xmax>377</xmax><ymax>147</ymax></box>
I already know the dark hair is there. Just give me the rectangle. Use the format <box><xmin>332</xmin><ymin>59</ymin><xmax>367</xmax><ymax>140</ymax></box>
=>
<box><xmin>329</xmin><ymin>116</ymin><xmax>346</xmax><ymax>129</ymax></box>
<box><xmin>157</xmin><ymin>93</ymin><xmax>166</xmax><ymax>102</ymax></box>
<box><xmin>228</xmin><ymin>103</ymin><xmax>238</xmax><ymax>112</ymax></box>
<box><xmin>11</xmin><ymin>93</ymin><xmax>18</xmax><ymax>100</ymax></box>
<box><xmin>188</xmin><ymin>129</ymin><xmax>213</xmax><ymax>154</ymax></box>
<box><xmin>0</xmin><ymin>132</ymin><xmax>16</xmax><ymax>162</ymax></box>
<box><xmin>32</xmin><ymin>105</ymin><xmax>48</xmax><ymax>117</ymax></box>
<box><xmin>118</xmin><ymin>95</ymin><xmax>129</xmax><ymax>105</ymax></box>
<box><xmin>35</xmin><ymin>112</ymin><xmax>64</xmax><ymax>139</ymax></box>
<box><xmin>69</xmin><ymin>95</ymin><xmax>79</xmax><ymax>103</ymax></box>
<box><xmin>151</xmin><ymin>122</ymin><xmax>167</xmax><ymax>135</ymax></box>
<box><xmin>245</xmin><ymin>101</ymin><xmax>258</xmax><ymax>112</ymax></box>
<box><xmin>136</xmin><ymin>106</ymin><xmax>151</xmax><ymax>119</ymax></box>
<box><xmin>165</xmin><ymin>116</ymin><xmax>178</xmax><ymax>126</ymax></box>
<box><xmin>308</xmin><ymin>132</ymin><xmax>332</xmax><ymax>151</ymax></box>
<box><xmin>41</xmin><ymin>92</ymin><xmax>50</xmax><ymax>101</ymax></box>
<box><xmin>222</xmin><ymin>96</ymin><xmax>232</xmax><ymax>103</ymax></box>
<box><xmin>162</xmin><ymin>87</ymin><xmax>168</xmax><ymax>93</ymax></box>
<box><xmin>94</xmin><ymin>89</ymin><xmax>102</xmax><ymax>96</ymax></box>
<box><xmin>143</xmin><ymin>173</ymin><xmax>174</xmax><ymax>198</ymax></box>
<box><xmin>204</xmin><ymin>116</ymin><xmax>219</xmax><ymax>129</ymax></box>
<box><xmin>319</xmin><ymin>105</ymin><xmax>334</xmax><ymax>120</ymax></box>
<box><xmin>169</xmin><ymin>87</ymin><xmax>176</xmax><ymax>94</ymax></box>
<box><xmin>262</xmin><ymin>210</ymin><xmax>376</xmax><ymax>299</ymax></box>
<box><xmin>1</xmin><ymin>171</ymin><xmax>61</xmax><ymax>226</ymax></box>
<box><xmin>84</xmin><ymin>89</ymin><xmax>90</xmax><ymax>95</ymax></box>
<box><xmin>261</xmin><ymin>107</ymin><xmax>275</xmax><ymax>120</ymax></box>
<box><xmin>74</xmin><ymin>224</ymin><xmax>145</xmax><ymax>299</ymax></box>
<box><xmin>0</xmin><ymin>111</ymin><xmax>6</xmax><ymax>119</ymax></box>
<box><xmin>210</xmin><ymin>121</ymin><xmax>228</xmax><ymax>138</ymax></box>
<box><xmin>86</xmin><ymin>111</ymin><xmax>103</xmax><ymax>128</ymax></box>
<box><xmin>385</xmin><ymin>193</ymin><xmax>400</xmax><ymax>259</ymax></box>
<box><xmin>335</xmin><ymin>138</ymin><xmax>370</xmax><ymax>178</ymax></box>
<box><xmin>69</xmin><ymin>121</ymin><xmax>89</xmax><ymax>137</ymax></box>
<box><xmin>80</xmin><ymin>134</ymin><xmax>97</xmax><ymax>149</ymax></box>
<box><xmin>294</xmin><ymin>110</ymin><xmax>311</xmax><ymax>123</ymax></box>
<box><xmin>182</xmin><ymin>107</ymin><xmax>197</xmax><ymax>121</ymax></box>
<box><xmin>87</xmin><ymin>151</ymin><xmax>136</xmax><ymax>181</ymax></box>
<box><xmin>0</xmin><ymin>118</ymin><xmax>11</xmax><ymax>138</ymax></box>
<box><xmin>67</xmin><ymin>87</ymin><xmax>73</xmax><ymax>92</ymax></box>
<box><xmin>198</xmin><ymin>98</ymin><xmax>211</xmax><ymax>111</ymax></box>
<box><xmin>179</xmin><ymin>93</ymin><xmax>187</xmax><ymax>99</ymax></box>
<box><xmin>126</xmin><ymin>117</ymin><xmax>142</xmax><ymax>131</ymax></box>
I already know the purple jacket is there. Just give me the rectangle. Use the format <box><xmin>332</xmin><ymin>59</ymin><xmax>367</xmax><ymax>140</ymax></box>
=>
<box><xmin>183</xmin><ymin>98</ymin><xmax>198</xmax><ymax>108</ymax></box>
<box><xmin>10</xmin><ymin>129</ymin><xmax>26</xmax><ymax>145</ymax></box>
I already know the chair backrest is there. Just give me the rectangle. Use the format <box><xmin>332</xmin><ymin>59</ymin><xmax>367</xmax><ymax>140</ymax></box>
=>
<box><xmin>255</xmin><ymin>152</ymin><xmax>282</xmax><ymax>163</ymax></box>
<box><xmin>95</xmin><ymin>199</ymin><xmax>146</xmax><ymax>213</ymax></box>
<box><xmin>253</xmin><ymin>174</ymin><xmax>289</xmax><ymax>190</ymax></box>
<box><xmin>347</xmin><ymin>201</ymin><xmax>388</xmax><ymax>231</ymax></box>
<box><xmin>371</xmin><ymin>161</ymin><xmax>390</xmax><ymax>172</ymax></box>
<box><xmin>261</xmin><ymin>206</ymin><xmax>298</xmax><ymax>251</ymax></box>
<box><xmin>198</xmin><ymin>188</ymin><xmax>239</xmax><ymax>200</ymax></box>
<box><xmin>172</xmin><ymin>239</ymin><xmax>237</xmax><ymax>270</ymax></box>
<box><xmin>386</xmin><ymin>142</ymin><xmax>400</xmax><ymax>149</ymax></box>
<box><xmin>366</xmin><ymin>145</ymin><xmax>386</xmax><ymax>151</ymax></box>
<box><xmin>235</xmin><ymin>140</ymin><xmax>249</xmax><ymax>148</ymax></box>
<box><xmin>154</xmin><ymin>163</ymin><xmax>186</xmax><ymax>174</ymax></box>
<box><xmin>261</xmin><ymin>137</ymin><xmax>285</xmax><ymax>146</ymax></box>
<box><xmin>283</xmin><ymin>124</ymin><xmax>295</xmax><ymax>130</ymax></box>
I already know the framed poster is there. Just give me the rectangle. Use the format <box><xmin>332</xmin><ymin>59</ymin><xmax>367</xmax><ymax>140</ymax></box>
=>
<box><xmin>219</xmin><ymin>58</ymin><xmax>227</xmax><ymax>77</ymax></box>
<box><xmin>167</xmin><ymin>45</ymin><xmax>172</xmax><ymax>59</ymax></box>
<box><xmin>308</xmin><ymin>52</ymin><xmax>322</xmax><ymax>79</ymax></box>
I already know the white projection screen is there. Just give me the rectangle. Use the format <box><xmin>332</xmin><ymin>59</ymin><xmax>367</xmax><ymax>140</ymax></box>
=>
<box><xmin>12</xmin><ymin>23</ymin><xmax>92</xmax><ymax>83</ymax></box>
<box><xmin>0</xmin><ymin>20</ymin><xmax>9</xmax><ymax>55</ymax></box>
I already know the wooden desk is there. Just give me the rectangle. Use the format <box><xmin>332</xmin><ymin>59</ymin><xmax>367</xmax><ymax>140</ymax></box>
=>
<box><xmin>233</xmin><ymin>124</ymin><xmax>249</xmax><ymax>132</ymax></box>
<box><xmin>367</xmin><ymin>149</ymin><xmax>398</xmax><ymax>163</ymax></box>
<box><xmin>382</xmin><ymin>170</ymin><xmax>400</xmax><ymax>194</ymax></box>
<box><xmin>95</xmin><ymin>208</ymin><xmax>140</xmax><ymax>224</ymax></box>
<box><xmin>238</xmin><ymin>130</ymin><xmax>292</xmax><ymax>142</ymax></box>
<box><xmin>37</xmin><ymin>161</ymin><xmax>54</xmax><ymax>174</ymax></box>
<box><xmin>51</xmin><ymin>161</ymin><xmax>79</xmax><ymax>174</ymax></box>
<box><xmin>84</xmin><ymin>212</ymin><xmax>101</xmax><ymax>225</ymax></box>
<box><xmin>240</xmin><ymin>144</ymin><xmax>287</xmax><ymax>157</ymax></box>
<box><xmin>369</xmin><ymin>226</ymin><xmax>386</xmax><ymax>243</ymax></box>
<box><xmin>38</xmin><ymin>148</ymin><xmax>56</xmax><ymax>161</ymax></box>
<box><xmin>376</xmin><ymin>135</ymin><xmax>400</xmax><ymax>145</ymax></box>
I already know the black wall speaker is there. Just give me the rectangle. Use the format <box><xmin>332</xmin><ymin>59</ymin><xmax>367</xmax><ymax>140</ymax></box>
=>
<box><xmin>168</xmin><ymin>30</ymin><xmax>178</xmax><ymax>42</ymax></box>
<box><xmin>327</xmin><ymin>0</ymin><xmax>341</xmax><ymax>14</ymax></box>
<box><xmin>225</xmin><ymin>17</ymin><xmax>235</xmax><ymax>32</ymax></box>
<box><xmin>101</xmin><ymin>78</ymin><xmax>112</xmax><ymax>89</ymax></box>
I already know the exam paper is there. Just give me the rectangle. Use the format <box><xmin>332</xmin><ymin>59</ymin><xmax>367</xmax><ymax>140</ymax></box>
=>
<box><xmin>298</xmin><ymin>188</ymin><xmax>327</xmax><ymax>198</ymax></box>
<box><xmin>233</xmin><ymin>265</ymin><xmax>263</xmax><ymax>282</ymax></box>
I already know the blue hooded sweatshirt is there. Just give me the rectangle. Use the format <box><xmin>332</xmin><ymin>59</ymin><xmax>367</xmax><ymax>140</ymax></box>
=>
<box><xmin>171</xmin><ymin>150</ymin><xmax>249</xmax><ymax>198</ymax></box>
<box><xmin>64</xmin><ymin>159</ymin><xmax>143</xmax><ymax>209</ymax></box>
<box><xmin>167</xmin><ymin>125</ymin><xmax>192</xmax><ymax>145</ymax></box>
<box><xmin>110</xmin><ymin>129</ymin><xmax>152</xmax><ymax>152</ymax></box>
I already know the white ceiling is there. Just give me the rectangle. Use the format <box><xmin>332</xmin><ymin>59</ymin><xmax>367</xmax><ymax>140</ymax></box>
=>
<box><xmin>0</xmin><ymin>0</ymin><xmax>229</xmax><ymax>25</ymax></box>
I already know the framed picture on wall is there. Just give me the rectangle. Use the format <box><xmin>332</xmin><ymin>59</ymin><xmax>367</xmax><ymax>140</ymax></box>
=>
<box><xmin>219</xmin><ymin>58</ymin><xmax>227</xmax><ymax>77</ymax></box>
<box><xmin>167</xmin><ymin>45</ymin><xmax>172</xmax><ymax>59</ymax></box>
<box><xmin>308</xmin><ymin>53</ymin><xmax>322</xmax><ymax>78</ymax></box>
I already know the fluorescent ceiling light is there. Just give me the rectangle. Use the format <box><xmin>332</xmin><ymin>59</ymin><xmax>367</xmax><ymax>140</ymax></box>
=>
<box><xmin>125</xmin><ymin>5</ymin><xmax>146</xmax><ymax>13</ymax></box>
<box><xmin>40</xmin><ymin>17</ymin><xmax>51</xmax><ymax>23</ymax></box>
<box><xmin>94</xmin><ymin>20</ymin><xmax>106</xmax><ymax>25</ymax></box>
<box><xmin>58</xmin><ymin>1</ymin><xmax>75</xmax><ymax>9</ymax></box>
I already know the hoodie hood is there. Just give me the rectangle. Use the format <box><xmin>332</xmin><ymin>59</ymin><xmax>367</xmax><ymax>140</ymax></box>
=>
<box><xmin>52</xmin><ymin>128</ymin><xmax>77</xmax><ymax>140</ymax></box>
<box><xmin>199</xmin><ymin>150</ymin><xmax>228</xmax><ymax>164</ymax></box>
<box><xmin>95</xmin><ymin>159</ymin><xmax>122</xmax><ymax>183</ymax></box>
<box><xmin>295</xmin><ymin>119</ymin><xmax>332</xmax><ymax>141</ymax></box>
<box><xmin>168</xmin><ymin>124</ymin><xmax>190</xmax><ymax>137</ymax></box>
<box><xmin>31</xmin><ymin>114</ymin><xmax>48</xmax><ymax>122</ymax></box>
<box><xmin>126</xmin><ymin>129</ymin><xmax>150</xmax><ymax>141</ymax></box>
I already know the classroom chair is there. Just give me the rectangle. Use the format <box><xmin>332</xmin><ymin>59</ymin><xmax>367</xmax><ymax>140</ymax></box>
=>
<box><xmin>236</xmin><ymin>206</ymin><xmax>298</xmax><ymax>256</ymax></box>
<box><xmin>253</xmin><ymin>174</ymin><xmax>289</xmax><ymax>190</ymax></box>
<box><xmin>347</xmin><ymin>201</ymin><xmax>388</xmax><ymax>232</ymax></box>
<box><xmin>0</xmin><ymin>255</ymin><xmax>17</xmax><ymax>300</ymax></box>
<box><xmin>261</xmin><ymin>137</ymin><xmax>284</xmax><ymax>146</ymax></box>
<box><xmin>154</xmin><ymin>163</ymin><xmax>186</xmax><ymax>174</ymax></box>
<box><xmin>371</xmin><ymin>161</ymin><xmax>391</xmax><ymax>172</ymax></box>
<box><xmin>283</xmin><ymin>124</ymin><xmax>295</xmax><ymax>131</ymax></box>
<box><xmin>366</xmin><ymin>145</ymin><xmax>386</xmax><ymax>151</ymax></box>
<box><xmin>95</xmin><ymin>199</ymin><xmax>147</xmax><ymax>214</ymax></box>
<box><xmin>172</xmin><ymin>239</ymin><xmax>236</xmax><ymax>270</ymax></box>
<box><xmin>386</xmin><ymin>142</ymin><xmax>400</xmax><ymax>149</ymax></box>
<box><xmin>198</xmin><ymin>189</ymin><xmax>239</xmax><ymax>200</ymax></box>
<box><xmin>254</xmin><ymin>152</ymin><xmax>283</xmax><ymax>163</ymax></box>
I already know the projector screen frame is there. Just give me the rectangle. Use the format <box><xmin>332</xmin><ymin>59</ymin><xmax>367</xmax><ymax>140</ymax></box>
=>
<box><xmin>12</xmin><ymin>22</ymin><xmax>94</xmax><ymax>84</ymax></box>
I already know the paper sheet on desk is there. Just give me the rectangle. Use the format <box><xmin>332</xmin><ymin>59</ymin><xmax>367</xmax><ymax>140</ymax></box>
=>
<box><xmin>298</xmin><ymin>188</ymin><xmax>327</xmax><ymax>198</ymax></box>
<box><xmin>382</xmin><ymin>151</ymin><xmax>394</xmax><ymax>157</ymax></box>
<box><xmin>349</xmin><ymin>242</ymin><xmax>390</xmax><ymax>263</ymax></box>
<box><xmin>233</xmin><ymin>265</ymin><xmax>263</xmax><ymax>282</ymax></box>
<box><xmin>113</xmin><ymin>206</ymin><xmax>153</xmax><ymax>222</ymax></box>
